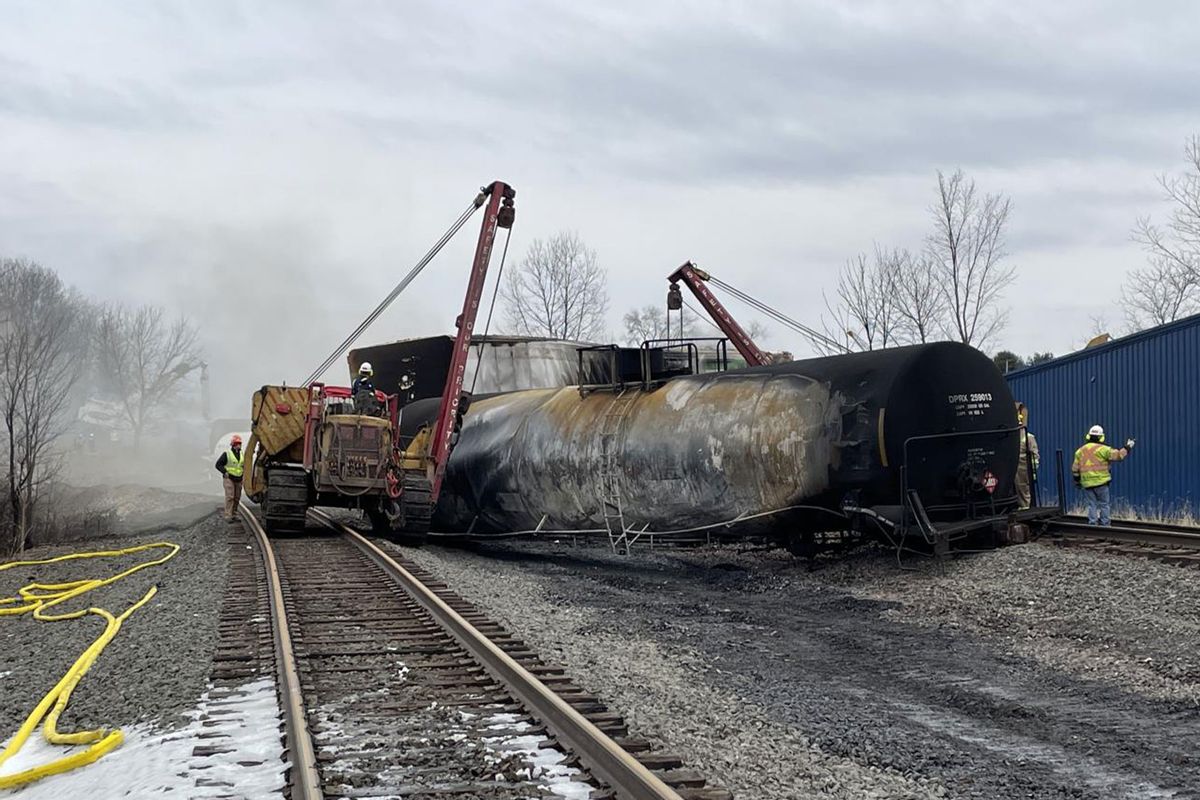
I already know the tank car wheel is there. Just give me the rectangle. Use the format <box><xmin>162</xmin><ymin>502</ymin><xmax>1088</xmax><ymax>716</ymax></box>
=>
<box><xmin>785</xmin><ymin>531</ymin><xmax>818</xmax><ymax>568</ymax></box>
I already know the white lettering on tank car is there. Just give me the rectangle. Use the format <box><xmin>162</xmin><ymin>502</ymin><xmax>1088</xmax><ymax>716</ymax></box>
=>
<box><xmin>949</xmin><ymin>391</ymin><xmax>994</xmax><ymax>418</ymax></box>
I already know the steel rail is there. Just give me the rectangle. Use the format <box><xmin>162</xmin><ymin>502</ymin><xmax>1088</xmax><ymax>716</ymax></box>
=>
<box><xmin>1059</xmin><ymin>514</ymin><xmax>1200</xmax><ymax>534</ymax></box>
<box><xmin>309</xmin><ymin>509</ymin><xmax>684</xmax><ymax>800</ymax></box>
<box><xmin>238</xmin><ymin>503</ymin><xmax>324</xmax><ymax>800</ymax></box>
<box><xmin>1048</xmin><ymin>516</ymin><xmax>1200</xmax><ymax>549</ymax></box>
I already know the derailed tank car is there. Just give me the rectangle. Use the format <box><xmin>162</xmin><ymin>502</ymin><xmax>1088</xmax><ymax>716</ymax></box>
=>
<box><xmin>402</xmin><ymin>342</ymin><xmax>1022</xmax><ymax>551</ymax></box>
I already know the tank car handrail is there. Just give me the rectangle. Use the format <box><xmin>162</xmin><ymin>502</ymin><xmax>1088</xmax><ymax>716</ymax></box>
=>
<box><xmin>899</xmin><ymin>424</ymin><xmax>1024</xmax><ymax>447</ymax></box>
<box><xmin>576</xmin><ymin>344</ymin><xmax>625</xmax><ymax>393</ymax></box>
<box><xmin>639</xmin><ymin>337</ymin><xmax>734</xmax><ymax>381</ymax></box>
<box><xmin>639</xmin><ymin>340</ymin><xmax>698</xmax><ymax>387</ymax></box>
<box><xmin>899</xmin><ymin>424</ymin><xmax>1025</xmax><ymax>548</ymax></box>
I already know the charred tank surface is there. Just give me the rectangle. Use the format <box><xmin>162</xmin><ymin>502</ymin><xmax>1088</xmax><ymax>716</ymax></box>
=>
<box><xmin>403</xmin><ymin>342</ymin><xmax>1020</xmax><ymax>542</ymax></box>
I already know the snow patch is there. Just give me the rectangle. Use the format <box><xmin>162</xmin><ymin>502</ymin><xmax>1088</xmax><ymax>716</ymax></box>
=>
<box><xmin>480</xmin><ymin>711</ymin><xmax>593</xmax><ymax>798</ymax></box>
<box><xmin>0</xmin><ymin>678</ymin><xmax>285</xmax><ymax>799</ymax></box>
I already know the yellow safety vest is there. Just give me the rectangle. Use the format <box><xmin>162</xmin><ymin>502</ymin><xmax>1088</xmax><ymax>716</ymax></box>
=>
<box><xmin>1072</xmin><ymin>442</ymin><xmax>1116</xmax><ymax>488</ymax></box>
<box><xmin>225</xmin><ymin>448</ymin><xmax>244</xmax><ymax>479</ymax></box>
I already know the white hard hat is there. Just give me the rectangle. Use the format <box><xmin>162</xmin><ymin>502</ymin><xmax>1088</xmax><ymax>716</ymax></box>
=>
<box><xmin>359</xmin><ymin>361</ymin><xmax>373</xmax><ymax>375</ymax></box>
<box><xmin>1088</xmin><ymin>424</ymin><xmax>1104</xmax><ymax>437</ymax></box>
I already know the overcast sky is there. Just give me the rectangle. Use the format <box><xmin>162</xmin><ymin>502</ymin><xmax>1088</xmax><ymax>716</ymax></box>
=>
<box><xmin>2</xmin><ymin>1</ymin><xmax>1198</xmax><ymax>415</ymax></box>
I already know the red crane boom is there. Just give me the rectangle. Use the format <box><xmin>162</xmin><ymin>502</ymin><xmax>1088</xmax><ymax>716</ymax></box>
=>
<box><xmin>667</xmin><ymin>262</ymin><xmax>768</xmax><ymax>367</ymax></box>
<box><xmin>428</xmin><ymin>181</ymin><xmax>516</xmax><ymax>499</ymax></box>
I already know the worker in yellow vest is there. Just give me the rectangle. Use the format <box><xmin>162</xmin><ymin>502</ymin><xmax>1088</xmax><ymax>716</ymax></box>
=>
<box><xmin>1071</xmin><ymin>425</ymin><xmax>1135</xmax><ymax>526</ymax></box>
<box><xmin>215</xmin><ymin>434</ymin><xmax>245</xmax><ymax>522</ymax></box>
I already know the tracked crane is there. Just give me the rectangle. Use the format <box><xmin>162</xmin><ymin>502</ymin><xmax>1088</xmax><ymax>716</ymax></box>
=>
<box><xmin>244</xmin><ymin>181</ymin><xmax>516</xmax><ymax>537</ymax></box>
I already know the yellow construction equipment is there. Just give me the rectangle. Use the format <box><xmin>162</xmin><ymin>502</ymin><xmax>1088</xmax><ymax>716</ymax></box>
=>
<box><xmin>244</xmin><ymin>181</ymin><xmax>516</xmax><ymax>538</ymax></box>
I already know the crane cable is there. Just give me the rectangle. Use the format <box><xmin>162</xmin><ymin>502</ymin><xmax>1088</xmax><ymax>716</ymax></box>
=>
<box><xmin>468</xmin><ymin>225</ymin><xmax>514</xmax><ymax>397</ymax></box>
<box><xmin>303</xmin><ymin>197</ymin><xmax>484</xmax><ymax>385</ymax></box>
<box><xmin>0</xmin><ymin>541</ymin><xmax>180</xmax><ymax>790</ymax></box>
<box><xmin>680</xmin><ymin>300</ymin><xmax>723</xmax><ymax>335</ymax></box>
<box><xmin>705</xmin><ymin>274</ymin><xmax>849</xmax><ymax>354</ymax></box>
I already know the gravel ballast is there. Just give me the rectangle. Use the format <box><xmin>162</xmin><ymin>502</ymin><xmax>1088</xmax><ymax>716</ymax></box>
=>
<box><xmin>0</xmin><ymin>511</ymin><xmax>230</xmax><ymax>736</ymax></box>
<box><xmin>811</xmin><ymin>542</ymin><xmax>1200</xmax><ymax>705</ymax></box>
<box><xmin>391</xmin><ymin>538</ymin><xmax>1200</xmax><ymax>799</ymax></box>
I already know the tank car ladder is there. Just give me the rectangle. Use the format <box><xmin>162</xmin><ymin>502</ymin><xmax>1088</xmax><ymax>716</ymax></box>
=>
<box><xmin>599</xmin><ymin>388</ymin><xmax>640</xmax><ymax>554</ymax></box>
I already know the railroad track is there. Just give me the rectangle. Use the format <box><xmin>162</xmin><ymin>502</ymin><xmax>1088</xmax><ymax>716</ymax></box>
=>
<box><xmin>235</xmin><ymin>504</ymin><xmax>730</xmax><ymax>800</ymax></box>
<box><xmin>1045</xmin><ymin>515</ymin><xmax>1200</xmax><ymax>568</ymax></box>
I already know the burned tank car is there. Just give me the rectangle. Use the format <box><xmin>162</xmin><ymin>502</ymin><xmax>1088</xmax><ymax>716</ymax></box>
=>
<box><xmin>402</xmin><ymin>342</ymin><xmax>1020</xmax><ymax>538</ymax></box>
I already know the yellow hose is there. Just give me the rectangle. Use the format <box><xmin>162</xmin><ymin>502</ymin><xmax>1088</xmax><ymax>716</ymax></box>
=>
<box><xmin>0</xmin><ymin>541</ymin><xmax>180</xmax><ymax>789</ymax></box>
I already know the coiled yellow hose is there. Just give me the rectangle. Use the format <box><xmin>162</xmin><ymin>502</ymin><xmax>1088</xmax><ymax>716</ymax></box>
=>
<box><xmin>0</xmin><ymin>541</ymin><xmax>180</xmax><ymax>789</ymax></box>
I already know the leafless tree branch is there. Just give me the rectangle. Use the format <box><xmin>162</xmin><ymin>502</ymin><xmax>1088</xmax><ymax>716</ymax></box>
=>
<box><xmin>893</xmin><ymin>250</ymin><xmax>947</xmax><ymax>344</ymax></box>
<box><xmin>926</xmin><ymin>169</ymin><xmax>1015</xmax><ymax>349</ymax></box>
<box><xmin>623</xmin><ymin>304</ymin><xmax>711</xmax><ymax>345</ymax></box>
<box><xmin>819</xmin><ymin>247</ymin><xmax>904</xmax><ymax>353</ymax></box>
<box><xmin>500</xmin><ymin>231</ymin><xmax>610</xmax><ymax>341</ymax></box>
<box><xmin>1121</xmin><ymin>258</ymin><xmax>1198</xmax><ymax>330</ymax></box>
<box><xmin>0</xmin><ymin>259</ymin><xmax>85</xmax><ymax>556</ymax></box>
<box><xmin>1126</xmin><ymin>135</ymin><xmax>1200</xmax><ymax>330</ymax></box>
<box><xmin>94</xmin><ymin>304</ymin><xmax>202</xmax><ymax>451</ymax></box>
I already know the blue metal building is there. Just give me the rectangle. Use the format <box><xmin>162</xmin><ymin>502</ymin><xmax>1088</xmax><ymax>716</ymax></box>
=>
<box><xmin>1005</xmin><ymin>313</ymin><xmax>1200</xmax><ymax>515</ymax></box>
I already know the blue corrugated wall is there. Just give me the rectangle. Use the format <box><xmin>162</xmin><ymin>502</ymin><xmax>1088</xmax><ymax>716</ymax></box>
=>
<box><xmin>1005</xmin><ymin>314</ymin><xmax>1200</xmax><ymax>514</ymax></box>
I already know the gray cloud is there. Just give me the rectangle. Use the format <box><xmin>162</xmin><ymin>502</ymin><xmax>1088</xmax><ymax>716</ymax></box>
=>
<box><xmin>0</xmin><ymin>0</ymin><xmax>1197</xmax><ymax>369</ymax></box>
<box><xmin>0</xmin><ymin>73</ymin><xmax>198</xmax><ymax>130</ymax></box>
<box><xmin>442</xmin><ymin>4</ymin><xmax>1200</xmax><ymax>183</ymax></box>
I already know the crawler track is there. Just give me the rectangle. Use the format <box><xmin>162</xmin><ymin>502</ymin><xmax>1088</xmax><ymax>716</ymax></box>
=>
<box><xmin>240</xmin><ymin>505</ymin><xmax>729</xmax><ymax>799</ymax></box>
<box><xmin>1047</xmin><ymin>515</ymin><xmax>1200</xmax><ymax>569</ymax></box>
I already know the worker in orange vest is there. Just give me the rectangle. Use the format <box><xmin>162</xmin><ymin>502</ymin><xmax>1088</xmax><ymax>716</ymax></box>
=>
<box><xmin>1071</xmin><ymin>425</ymin><xmax>1135</xmax><ymax>526</ymax></box>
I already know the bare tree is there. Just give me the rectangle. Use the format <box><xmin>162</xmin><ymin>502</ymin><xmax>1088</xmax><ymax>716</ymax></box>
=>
<box><xmin>94</xmin><ymin>305</ymin><xmax>202</xmax><ymax>451</ymax></box>
<box><xmin>894</xmin><ymin>250</ymin><xmax>947</xmax><ymax>343</ymax></box>
<box><xmin>1127</xmin><ymin>135</ymin><xmax>1200</xmax><ymax>329</ymax></box>
<box><xmin>623</xmin><ymin>304</ymin><xmax>715</xmax><ymax>345</ymax></box>
<box><xmin>926</xmin><ymin>169</ymin><xmax>1016</xmax><ymax>349</ymax></box>
<box><xmin>501</xmin><ymin>232</ymin><xmax>610</xmax><ymax>341</ymax></box>
<box><xmin>1121</xmin><ymin>260</ymin><xmax>1198</xmax><ymax>330</ymax></box>
<box><xmin>1133</xmin><ymin>135</ymin><xmax>1200</xmax><ymax>272</ymax></box>
<box><xmin>622</xmin><ymin>303</ymin><xmax>773</xmax><ymax>366</ymax></box>
<box><xmin>0</xmin><ymin>259</ymin><xmax>84</xmax><ymax>557</ymax></box>
<box><xmin>820</xmin><ymin>248</ymin><xmax>902</xmax><ymax>353</ymax></box>
<box><xmin>623</xmin><ymin>305</ymin><xmax>669</xmax><ymax>345</ymax></box>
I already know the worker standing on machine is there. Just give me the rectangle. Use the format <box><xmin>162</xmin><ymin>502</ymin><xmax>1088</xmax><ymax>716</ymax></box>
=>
<box><xmin>1014</xmin><ymin>401</ymin><xmax>1040</xmax><ymax>510</ymax></box>
<box><xmin>352</xmin><ymin>362</ymin><xmax>375</xmax><ymax>395</ymax></box>
<box><xmin>1072</xmin><ymin>425</ymin><xmax>1135</xmax><ymax>526</ymax></box>
<box><xmin>352</xmin><ymin>362</ymin><xmax>380</xmax><ymax>414</ymax></box>
<box><xmin>215</xmin><ymin>434</ymin><xmax>245</xmax><ymax>522</ymax></box>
